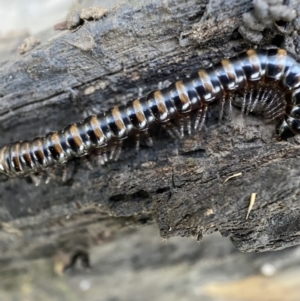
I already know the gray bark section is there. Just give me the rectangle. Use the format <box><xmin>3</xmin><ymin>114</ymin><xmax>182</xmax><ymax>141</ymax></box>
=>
<box><xmin>0</xmin><ymin>0</ymin><xmax>300</xmax><ymax>265</ymax></box>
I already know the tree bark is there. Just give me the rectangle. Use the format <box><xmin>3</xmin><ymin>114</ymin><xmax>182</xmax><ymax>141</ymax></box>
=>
<box><xmin>0</xmin><ymin>0</ymin><xmax>300</xmax><ymax>266</ymax></box>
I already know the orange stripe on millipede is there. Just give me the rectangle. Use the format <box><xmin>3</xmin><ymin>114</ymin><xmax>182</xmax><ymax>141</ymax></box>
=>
<box><xmin>89</xmin><ymin>115</ymin><xmax>105</xmax><ymax>143</ymax></box>
<box><xmin>33</xmin><ymin>138</ymin><xmax>45</xmax><ymax>164</ymax></box>
<box><xmin>198</xmin><ymin>70</ymin><xmax>213</xmax><ymax>99</ymax></box>
<box><xmin>153</xmin><ymin>90</ymin><xmax>168</xmax><ymax>120</ymax></box>
<box><xmin>50</xmin><ymin>132</ymin><xmax>64</xmax><ymax>158</ymax></box>
<box><xmin>221</xmin><ymin>59</ymin><xmax>236</xmax><ymax>83</ymax></box>
<box><xmin>21</xmin><ymin>141</ymin><xmax>33</xmax><ymax>168</ymax></box>
<box><xmin>246</xmin><ymin>49</ymin><xmax>260</xmax><ymax>77</ymax></box>
<box><xmin>132</xmin><ymin>99</ymin><xmax>147</xmax><ymax>126</ymax></box>
<box><xmin>276</xmin><ymin>49</ymin><xmax>288</xmax><ymax>75</ymax></box>
<box><xmin>175</xmin><ymin>81</ymin><xmax>190</xmax><ymax>108</ymax></box>
<box><xmin>11</xmin><ymin>143</ymin><xmax>22</xmax><ymax>172</ymax></box>
<box><xmin>111</xmin><ymin>107</ymin><xmax>126</xmax><ymax>131</ymax></box>
<box><xmin>69</xmin><ymin>125</ymin><xmax>83</xmax><ymax>149</ymax></box>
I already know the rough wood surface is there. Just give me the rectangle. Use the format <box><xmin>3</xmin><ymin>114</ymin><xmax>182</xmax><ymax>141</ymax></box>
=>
<box><xmin>1</xmin><ymin>0</ymin><xmax>300</xmax><ymax>266</ymax></box>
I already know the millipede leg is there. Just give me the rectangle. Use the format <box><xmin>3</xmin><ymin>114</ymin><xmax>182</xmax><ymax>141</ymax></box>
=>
<box><xmin>135</xmin><ymin>133</ymin><xmax>140</xmax><ymax>153</ymax></box>
<box><xmin>264</xmin><ymin>91</ymin><xmax>278</xmax><ymax>110</ymax></box>
<box><xmin>96</xmin><ymin>148</ymin><xmax>108</xmax><ymax>165</ymax></box>
<box><xmin>103</xmin><ymin>151</ymin><xmax>108</xmax><ymax>163</ymax></box>
<box><xmin>162</xmin><ymin>123</ymin><xmax>175</xmax><ymax>138</ymax></box>
<box><xmin>186</xmin><ymin>115</ymin><xmax>192</xmax><ymax>136</ymax></box>
<box><xmin>45</xmin><ymin>174</ymin><xmax>51</xmax><ymax>184</ymax></box>
<box><xmin>228</xmin><ymin>96</ymin><xmax>233</xmax><ymax>121</ymax></box>
<box><xmin>264</xmin><ymin>99</ymin><xmax>286</xmax><ymax>121</ymax></box>
<box><xmin>198</xmin><ymin>106</ymin><xmax>208</xmax><ymax>130</ymax></box>
<box><xmin>171</xmin><ymin>123</ymin><xmax>181</xmax><ymax>138</ymax></box>
<box><xmin>266</xmin><ymin>111</ymin><xmax>283</xmax><ymax>121</ymax></box>
<box><xmin>241</xmin><ymin>90</ymin><xmax>248</xmax><ymax>115</ymax></box>
<box><xmin>245</xmin><ymin>89</ymin><xmax>254</xmax><ymax>115</ymax></box>
<box><xmin>259</xmin><ymin>89</ymin><xmax>268</xmax><ymax>107</ymax></box>
<box><xmin>101</xmin><ymin>153</ymin><xmax>108</xmax><ymax>165</ymax></box>
<box><xmin>219</xmin><ymin>96</ymin><xmax>226</xmax><ymax>122</ymax></box>
<box><xmin>113</xmin><ymin>140</ymin><xmax>123</xmax><ymax>161</ymax></box>
<box><xmin>180</xmin><ymin>115</ymin><xmax>192</xmax><ymax>137</ymax></box>
<box><xmin>97</xmin><ymin>154</ymin><xmax>105</xmax><ymax>165</ymax></box>
<box><xmin>82</xmin><ymin>156</ymin><xmax>93</xmax><ymax>170</ymax></box>
<box><xmin>273</xmin><ymin>108</ymin><xmax>286</xmax><ymax>120</ymax></box>
<box><xmin>162</xmin><ymin>122</ymin><xmax>181</xmax><ymax>139</ymax></box>
<box><xmin>194</xmin><ymin>108</ymin><xmax>203</xmax><ymax>130</ymax></box>
<box><xmin>250</xmin><ymin>87</ymin><xmax>262</xmax><ymax>113</ymax></box>
<box><xmin>62</xmin><ymin>165</ymin><xmax>68</xmax><ymax>183</ymax></box>
<box><xmin>45</xmin><ymin>167</ymin><xmax>60</xmax><ymax>183</ymax></box>
<box><xmin>265</xmin><ymin>103</ymin><xmax>281</xmax><ymax>117</ymax></box>
<box><xmin>143</xmin><ymin>131</ymin><xmax>153</xmax><ymax>147</ymax></box>
<box><xmin>194</xmin><ymin>106</ymin><xmax>207</xmax><ymax>131</ymax></box>
<box><xmin>109</xmin><ymin>146</ymin><xmax>115</xmax><ymax>160</ymax></box>
<box><xmin>261</xmin><ymin>89</ymin><xmax>273</xmax><ymax>109</ymax></box>
<box><xmin>30</xmin><ymin>173</ymin><xmax>42</xmax><ymax>186</ymax></box>
<box><xmin>180</xmin><ymin>118</ymin><xmax>184</xmax><ymax>137</ymax></box>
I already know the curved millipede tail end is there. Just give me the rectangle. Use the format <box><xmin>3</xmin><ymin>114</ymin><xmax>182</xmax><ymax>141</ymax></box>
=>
<box><xmin>275</xmin><ymin>121</ymin><xmax>288</xmax><ymax>140</ymax></box>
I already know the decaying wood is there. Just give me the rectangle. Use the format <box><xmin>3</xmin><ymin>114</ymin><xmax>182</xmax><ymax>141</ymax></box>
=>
<box><xmin>0</xmin><ymin>0</ymin><xmax>300</xmax><ymax>267</ymax></box>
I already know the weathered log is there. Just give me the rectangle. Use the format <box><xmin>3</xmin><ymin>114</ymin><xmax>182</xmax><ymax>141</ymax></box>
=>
<box><xmin>0</xmin><ymin>0</ymin><xmax>300</xmax><ymax>267</ymax></box>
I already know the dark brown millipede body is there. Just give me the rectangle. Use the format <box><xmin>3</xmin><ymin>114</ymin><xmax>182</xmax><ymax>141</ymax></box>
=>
<box><xmin>1</xmin><ymin>48</ymin><xmax>300</xmax><ymax>178</ymax></box>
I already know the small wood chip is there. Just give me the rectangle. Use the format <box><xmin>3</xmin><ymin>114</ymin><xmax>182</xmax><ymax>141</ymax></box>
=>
<box><xmin>223</xmin><ymin>172</ymin><xmax>243</xmax><ymax>184</ymax></box>
<box><xmin>246</xmin><ymin>193</ymin><xmax>256</xmax><ymax>220</ymax></box>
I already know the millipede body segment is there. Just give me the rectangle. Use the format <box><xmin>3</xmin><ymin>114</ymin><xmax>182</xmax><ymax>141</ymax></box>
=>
<box><xmin>1</xmin><ymin>48</ymin><xmax>300</xmax><ymax>177</ymax></box>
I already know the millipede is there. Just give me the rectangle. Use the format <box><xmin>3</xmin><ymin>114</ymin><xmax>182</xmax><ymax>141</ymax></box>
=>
<box><xmin>1</xmin><ymin>48</ymin><xmax>300</xmax><ymax>179</ymax></box>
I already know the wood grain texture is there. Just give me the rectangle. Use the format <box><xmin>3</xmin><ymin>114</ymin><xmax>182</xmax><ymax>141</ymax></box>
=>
<box><xmin>0</xmin><ymin>0</ymin><xmax>300</xmax><ymax>266</ymax></box>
